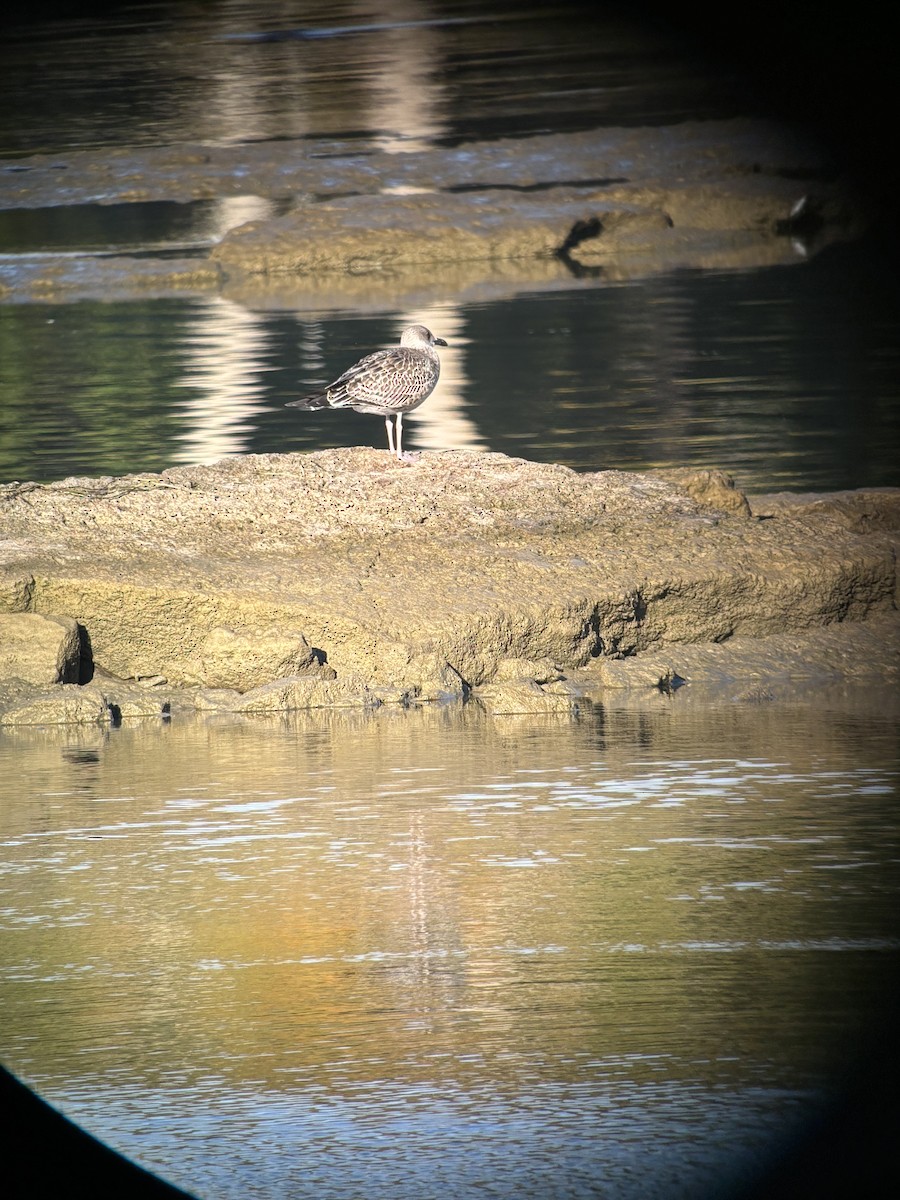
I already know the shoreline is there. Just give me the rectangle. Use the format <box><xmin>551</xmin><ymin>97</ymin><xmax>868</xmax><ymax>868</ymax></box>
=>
<box><xmin>0</xmin><ymin>119</ymin><xmax>862</xmax><ymax>305</ymax></box>
<box><xmin>1</xmin><ymin>450</ymin><xmax>897</xmax><ymax>724</ymax></box>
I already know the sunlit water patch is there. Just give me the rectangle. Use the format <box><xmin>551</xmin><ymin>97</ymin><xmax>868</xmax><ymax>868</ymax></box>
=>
<box><xmin>1</xmin><ymin>693</ymin><xmax>898</xmax><ymax>1198</ymax></box>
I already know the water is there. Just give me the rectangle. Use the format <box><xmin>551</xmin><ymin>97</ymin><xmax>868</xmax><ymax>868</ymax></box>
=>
<box><xmin>1</xmin><ymin>693</ymin><xmax>899</xmax><ymax>1198</ymax></box>
<box><xmin>1</xmin><ymin>3</ymin><xmax>898</xmax><ymax>492</ymax></box>
<box><xmin>0</xmin><ymin>2</ymin><xmax>742</xmax><ymax>156</ymax></box>
<box><xmin>0</xmin><ymin>200</ymin><xmax>235</xmax><ymax>255</ymax></box>
<box><xmin>1</xmin><ymin>242</ymin><xmax>899</xmax><ymax>491</ymax></box>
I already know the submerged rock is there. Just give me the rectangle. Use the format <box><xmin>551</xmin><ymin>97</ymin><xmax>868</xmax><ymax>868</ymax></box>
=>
<box><xmin>0</xmin><ymin>121</ymin><xmax>861</xmax><ymax>303</ymax></box>
<box><xmin>0</xmin><ymin>450</ymin><xmax>896</xmax><ymax>723</ymax></box>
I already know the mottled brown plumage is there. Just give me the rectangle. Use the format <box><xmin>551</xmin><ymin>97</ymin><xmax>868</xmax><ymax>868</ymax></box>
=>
<box><xmin>287</xmin><ymin>325</ymin><xmax>448</xmax><ymax>459</ymax></box>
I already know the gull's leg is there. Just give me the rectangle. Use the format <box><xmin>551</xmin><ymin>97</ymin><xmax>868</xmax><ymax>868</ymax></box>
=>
<box><xmin>385</xmin><ymin>415</ymin><xmax>395</xmax><ymax>455</ymax></box>
<box><xmin>395</xmin><ymin>412</ymin><xmax>404</xmax><ymax>460</ymax></box>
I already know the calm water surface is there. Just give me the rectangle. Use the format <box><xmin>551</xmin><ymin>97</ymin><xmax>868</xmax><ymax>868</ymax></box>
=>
<box><xmin>1</xmin><ymin>2</ymin><xmax>898</xmax><ymax>491</ymax></box>
<box><xmin>0</xmin><ymin>1</ymin><xmax>742</xmax><ymax>155</ymax></box>
<box><xmin>2</xmin><ymin>240</ymin><xmax>899</xmax><ymax>491</ymax></box>
<box><xmin>2</xmin><ymin>692</ymin><xmax>899</xmax><ymax>1198</ymax></box>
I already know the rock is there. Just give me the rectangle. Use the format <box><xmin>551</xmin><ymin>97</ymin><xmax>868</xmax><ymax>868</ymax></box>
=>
<box><xmin>209</xmin><ymin>191</ymin><xmax>680</xmax><ymax>277</ymax></box>
<box><xmin>0</xmin><ymin>569</ymin><xmax>35</xmax><ymax>611</ymax></box>
<box><xmin>0</xmin><ymin>451</ymin><xmax>896</xmax><ymax>721</ymax></box>
<box><xmin>586</xmin><ymin>614</ymin><xmax>900</xmax><ymax>691</ymax></box>
<box><xmin>412</xmin><ymin>661</ymin><xmax>468</xmax><ymax>703</ymax></box>
<box><xmin>493</xmin><ymin>657</ymin><xmax>565</xmax><ymax>684</ymax></box>
<box><xmin>749</xmin><ymin>488</ymin><xmax>900</xmax><ymax>533</ymax></box>
<box><xmin>95</xmin><ymin>680</ymin><xmax>173</xmax><ymax>720</ymax></box>
<box><xmin>183</xmin><ymin>623</ymin><xmax>317</xmax><ymax>691</ymax></box>
<box><xmin>0</xmin><ymin>121</ymin><xmax>862</xmax><ymax>303</ymax></box>
<box><xmin>177</xmin><ymin>687</ymin><xmax>243</xmax><ymax>713</ymax></box>
<box><xmin>0</xmin><ymin>613</ymin><xmax>82</xmax><ymax>685</ymax></box>
<box><xmin>652</xmin><ymin>468</ymin><xmax>752</xmax><ymax>517</ymax></box>
<box><xmin>590</xmin><ymin>658</ymin><xmax>685</xmax><ymax>691</ymax></box>
<box><xmin>475</xmin><ymin>679</ymin><xmax>580</xmax><ymax>715</ymax></box>
<box><xmin>235</xmin><ymin>673</ymin><xmax>376</xmax><ymax>713</ymax></box>
<box><xmin>0</xmin><ymin>681</ymin><xmax>110</xmax><ymax>726</ymax></box>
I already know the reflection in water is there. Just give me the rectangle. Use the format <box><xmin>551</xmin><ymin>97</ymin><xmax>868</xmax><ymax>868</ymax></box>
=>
<box><xmin>361</xmin><ymin>0</ymin><xmax>449</xmax><ymax>153</ymax></box>
<box><xmin>2</xmin><ymin>242</ymin><xmax>897</xmax><ymax>490</ymax></box>
<box><xmin>173</xmin><ymin>295</ymin><xmax>273</xmax><ymax>464</ymax></box>
<box><xmin>0</xmin><ymin>195</ymin><xmax>280</xmax><ymax>257</ymax></box>
<box><xmin>1</xmin><ymin>691</ymin><xmax>898</xmax><ymax>1198</ymax></box>
<box><xmin>0</xmin><ymin>3</ymin><xmax>739</xmax><ymax>156</ymax></box>
<box><xmin>205</xmin><ymin>195</ymin><xmax>278</xmax><ymax>243</ymax></box>
<box><xmin>397</xmin><ymin>306</ymin><xmax>487</xmax><ymax>452</ymax></box>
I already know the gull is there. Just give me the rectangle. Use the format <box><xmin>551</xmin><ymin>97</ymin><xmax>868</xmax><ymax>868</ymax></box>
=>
<box><xmin>286</xmin><ymin>325</ymin><xmax>448</xmax><ymax>460</ymax></box>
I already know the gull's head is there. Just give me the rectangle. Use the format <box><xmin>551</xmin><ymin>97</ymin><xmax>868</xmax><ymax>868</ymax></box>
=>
<box><xmin>400</xmin><ymin>325</ymin><xmax>448</xmax><ymax>349</ymax></box>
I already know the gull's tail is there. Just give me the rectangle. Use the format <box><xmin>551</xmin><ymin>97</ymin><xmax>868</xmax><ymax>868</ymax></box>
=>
<box><xmin>286</xmin><ymin>390</ymin><xmax>333</xmax><ymax>411</ymax></box>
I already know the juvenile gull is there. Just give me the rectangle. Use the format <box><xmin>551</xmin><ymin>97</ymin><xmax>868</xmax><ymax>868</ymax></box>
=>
<box><xmin>286</xmin><ymin>325</ymin><xmax>448</xmax><ymax>460</ymax></box>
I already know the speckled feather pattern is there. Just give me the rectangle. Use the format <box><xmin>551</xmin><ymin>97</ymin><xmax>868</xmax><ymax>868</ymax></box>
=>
<box><xmin>287</xmin><ymin>325</ymin><xmax>447</xmax><ymax>458</ymax></box>
<box><xmin>318</xmin><ymin>345</ymin><xmax>440</xmax><ymax>414</ymax></box>
<box><xmin>297</xmin><ymin>336</ymin><xmax>441</xmax><ymax>416</ymax></box>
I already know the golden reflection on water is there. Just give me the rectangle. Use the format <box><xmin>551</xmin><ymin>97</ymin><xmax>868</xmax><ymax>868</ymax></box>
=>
<box><xmin>1</xmin><ymin>692</ymin><xmax>899</xmax><ymax>1196</ymax></box>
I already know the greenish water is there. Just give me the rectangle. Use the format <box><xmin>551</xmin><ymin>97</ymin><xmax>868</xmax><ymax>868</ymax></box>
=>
<box><xmin>2</xmin><ymin>241</ymin><xmax>899</xmax><ymax>492</ymax></box>
<box><xmin>1</xmin><ymin>691</ymin><xmax>898</xmax><ymax>1198</ymax></box>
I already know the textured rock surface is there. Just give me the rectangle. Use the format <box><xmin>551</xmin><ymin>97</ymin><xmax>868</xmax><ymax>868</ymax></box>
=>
<box><xmin>0</xmin><ymin>612</ymin><xmax>81</xmax><ymax>685</ymax></box>
<box><xmin>184</xmin><ymin>624</ymin><xmax>319</xmax><ymax>692</ymax></box>
<box><xmin>0</xmin><ymin>680</ymin><xmax>111</xmax><ymax>726</ymax></box>
<box><xmin>0</xmin><ymin>449</ymin><xmax>897</xmax><ymax>722</ymax></box>
<box><xmin>0</xmin><ymin>121</ymin><xmax>860</xmax><ymax>303</ymax></box>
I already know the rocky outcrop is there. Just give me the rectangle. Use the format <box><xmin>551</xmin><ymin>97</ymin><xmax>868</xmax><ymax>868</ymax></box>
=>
<box><xmin>0</xmin><ymin>121</ymin><xmax>861</xmax><ymax>303</ymax></box>
<box><xmin>0</xmin><ymin>613</ymin><xmax>82</xmax><ymax>685</ymax></box>
<box><xmin>183</xmin><ymin>624</ymin><xmax>319</xmax><ymax>692</ymax></box>
<box><xmin>0</xmin><ymin>451</ymin><xmax>896</xmax><ymax>724</ymax></box>
<box><xmin>0</xmin><ymin>679</ymin><xmax>111</xmax><ymax>726</ymax></box>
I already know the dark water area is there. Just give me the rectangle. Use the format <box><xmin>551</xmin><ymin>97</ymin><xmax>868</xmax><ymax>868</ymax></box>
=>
<box><xmin>2</xmin><ymin>235</ymin><xmax>899</xmax><ymax>492</ymax></box>
<box><xmin>0</xmin><ymin>2</ymin><xmax>746</xmax><ymax>156</ymax></box>
<box><xmin>0</xmin><ymin>199</ymin><xmax>228</xmax><ymax>254</ymax></box>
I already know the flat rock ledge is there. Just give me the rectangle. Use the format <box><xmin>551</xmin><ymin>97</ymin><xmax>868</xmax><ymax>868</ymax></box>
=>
<box><xmin>0</xmin><ymin>121</ymin><xmax>862</xmax><ymax>304</ymax></box>
<box><xmin>0</xmin><ymin>450</ymin><xmax>897</xmax><ymax>724</ymax></box>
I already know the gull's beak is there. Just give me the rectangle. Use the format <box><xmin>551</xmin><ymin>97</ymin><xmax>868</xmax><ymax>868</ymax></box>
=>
<box><xmin>434</xmin><ymin>337</ymin><xmax>448</xmax><ymax>347</ymax></box>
